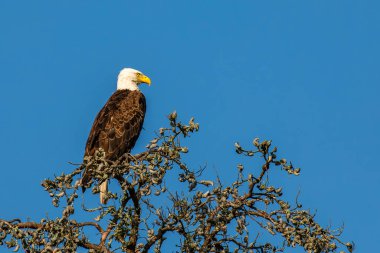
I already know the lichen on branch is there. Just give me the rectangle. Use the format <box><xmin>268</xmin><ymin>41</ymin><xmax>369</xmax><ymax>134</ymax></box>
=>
<box><xmin>0</xmin><ymin>112</ymin><xmax>353</xmax><ymax>253</ymax></box>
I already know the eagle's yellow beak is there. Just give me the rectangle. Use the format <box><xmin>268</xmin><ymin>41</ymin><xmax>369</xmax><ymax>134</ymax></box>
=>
<box><xmin>137</xmin><ymin>74</ymin><xmax>151</xmax><ymax>86</ymax></box>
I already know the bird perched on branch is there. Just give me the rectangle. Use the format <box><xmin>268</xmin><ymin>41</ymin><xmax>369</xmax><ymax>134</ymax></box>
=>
<box><xmin>81</xmin><ymin>68</ymin><xmax>151</xmax><ymax>204</ymax></box>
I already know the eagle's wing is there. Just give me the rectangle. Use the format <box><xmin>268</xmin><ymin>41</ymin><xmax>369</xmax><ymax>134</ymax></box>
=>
<box><xmin>81</xmin><ymin>90</ymin><xmax>146</xmax><ymax>189</ymax></box>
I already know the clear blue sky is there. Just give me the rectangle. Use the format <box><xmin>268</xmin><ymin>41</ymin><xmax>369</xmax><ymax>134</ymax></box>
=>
<box><xmin>0</xmin><ymin>1</ymin><xmax>378</xmax><ymax>252</ymax></box>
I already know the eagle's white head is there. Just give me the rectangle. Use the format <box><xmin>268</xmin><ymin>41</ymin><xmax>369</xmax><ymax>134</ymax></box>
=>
<box><xmin>117</xmin><ymin>68</ymin><xmax>151</xmax><ymax>91</ymax></box>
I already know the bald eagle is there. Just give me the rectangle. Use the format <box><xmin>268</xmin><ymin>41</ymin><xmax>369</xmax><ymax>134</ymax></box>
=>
<box><xmin>81</xmin><ymin>68</ymin><xmax>151</xmax><ymax>204</ymax></box>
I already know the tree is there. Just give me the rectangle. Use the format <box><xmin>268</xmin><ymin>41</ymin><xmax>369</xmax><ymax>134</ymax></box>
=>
<box><xmin>0</xmin><ymin>113</ymin><xmax>352</xmax><ymax>253</ymax></box>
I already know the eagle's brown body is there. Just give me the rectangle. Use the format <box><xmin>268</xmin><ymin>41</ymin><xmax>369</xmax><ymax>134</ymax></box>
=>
<box><xmin>82</xmin><ymin>89</ymin><xmax>146</xmax><ymax>203</ymax></box>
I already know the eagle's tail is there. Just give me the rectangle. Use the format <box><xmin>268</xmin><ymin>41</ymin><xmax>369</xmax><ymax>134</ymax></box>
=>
<box><xmin>100</xmin><ymin>180</ymin><xmax>108</xmax><ymax>205</ymax></box>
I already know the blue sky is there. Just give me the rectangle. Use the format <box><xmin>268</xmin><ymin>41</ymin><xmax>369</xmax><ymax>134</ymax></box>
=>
<box><xmin>0</xmin><ymin>1</ymin><xmax>379</xmax><ymax>252</ymax></box>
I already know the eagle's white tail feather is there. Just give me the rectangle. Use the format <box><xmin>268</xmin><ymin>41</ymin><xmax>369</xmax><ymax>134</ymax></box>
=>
<box><xmin>100</xmin><ymin>180</ymin><xmax>108</xmax><ymax>204</ymax></box>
